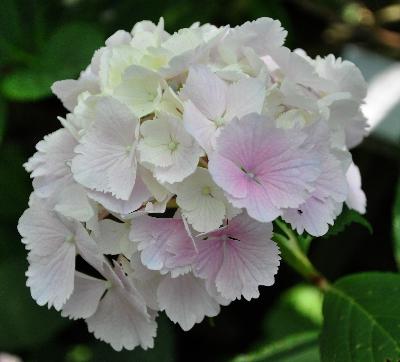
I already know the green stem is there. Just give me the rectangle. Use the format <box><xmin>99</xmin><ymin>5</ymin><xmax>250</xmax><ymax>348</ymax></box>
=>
<box><xmin>273</xmin><ymin>219</ymin><xmax>330</xmax><ymax>292</ymax></box>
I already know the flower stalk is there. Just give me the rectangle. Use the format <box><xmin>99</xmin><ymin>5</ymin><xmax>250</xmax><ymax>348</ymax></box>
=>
<box><xmin>273</xmin><ymin>219</ymin><xmax>330</xmax><ymax>291</ymax></box>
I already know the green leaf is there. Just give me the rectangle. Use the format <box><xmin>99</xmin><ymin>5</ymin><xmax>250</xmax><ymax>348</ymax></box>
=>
<box><xmin>232</xmin><ymin>331</ymin><xmax>320</xmax><ymax>362</ymax></box>
<box><xmin>320</xmin><ymin>272</ymin><xmax>400</xmax><ymax>362</ymax></box>
<box><xmin>264</xmin><ymin>284</ymin><xmax>323</xmax><ymax>341</ymax></box>
<box><xmin>324</xmin><ymin>206</ymin><xmax>372</xmax><ymax>238</ymax></box>
<box><xmin>392</xmin><ymin>179</ymin><xmax>400</xmax><ymax>270</ymax></box>
<box><xmin>41</xmin><ymin>22</ymin><xmax>103</xmax><ymax>79</ymax></box>
<box><xmin>1</xmin><ymin>69</ymin><xmax>55</xmax><ymax>101</ymax></box>
<box><xmin>0</xmin><ymin>258</ymin><xmax>70</xmax><ymax>350</ymax></box>
<box><xmin>1</xmin><ymin>22</ymin><xmax>103</xmax><ymax>101</ymax></box>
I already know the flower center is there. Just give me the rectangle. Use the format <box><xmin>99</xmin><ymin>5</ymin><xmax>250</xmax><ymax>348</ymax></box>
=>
<box><xmin>168</xmin><ymin>141</ymin><xmax>178</xmax><ymax>151</ymax></box>
<box><xmin>214</xmin><ymin>116</ymin><xmax>225</xmax><ymax>128</ymax></box>
<box><xmin>65</xmin><ymin>235</ymin><xmax>75</xmax><ymax>243</ymax></box>
<box><xmin>202</xmin><ymin>186</ymin><xmax>212</xmax><ymax>196</ymax></box>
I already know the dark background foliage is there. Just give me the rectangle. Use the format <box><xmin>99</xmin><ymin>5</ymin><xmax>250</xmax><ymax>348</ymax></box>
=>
<box><xmin>1</xmin><ymin>1</ymin><xmax>400</xmax><ymax>361</ymax></box>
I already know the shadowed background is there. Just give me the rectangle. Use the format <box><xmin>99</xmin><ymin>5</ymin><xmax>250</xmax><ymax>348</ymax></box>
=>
<box><xmin>1</xmin><ymin>0</ymin><xmax>400</xmax><ymax>361</ymax></box>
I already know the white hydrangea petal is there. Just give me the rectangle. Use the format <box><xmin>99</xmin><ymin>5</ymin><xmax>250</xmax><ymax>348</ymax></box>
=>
<box><xmin>283</xmin><ymin>197</ymin><xmax>343</xmax><ymax>237</ymax></box>
<box><xmin>99</xmin><ymin>45</ymin><xmax>142</xmax><ymax>93</ymax></box>
<box><xmin>51</xmin><ymin>68</ymin><xmax>99</xmax><ymax>112</ymax></box>
<box><xmin>140</xmin><ymin>166</ymin><xmax>171</xmax><ymax>202</ymax></box>
<box><xmin>183</xmin><ymin>100</ymin><xmax>218</xmax><ymax>154</ymax></box>
<box><xmin>86</xmin><ymin>285</ymin><xmax>157</xmax><ymax>351</ymax></box>
<box><xmin>227</xmin><ymin>17</ymin><xmax>287</xmax><ymax>57</ymax></box>
<box><xmin>25</xmin><ymin>128</ymin><xmax>77</xmax><ymax>198</ymax></box>
<box><xmin>315</xmin><ymin>54</ymin><xmax>367</xmax><ymax>101</ymax></box>
<box><xmin>143</xmin><ymin>114</ymin><xmax>203</xmax><ymax>184</ymax></box>
<box><xmin>346</xmin><ymin>162</ymin><xmax>366</xmax><ymax>214</ymax></box>
<box><xmin>176</xmin><ymin>168</ymin><xmax>227</xmax><ymax>233</ymax></box>
<box><xmin>61</xmin><ymin>272</ymin><xmax>107</xmax><ymax>320</ymax></box>
<box><xmin>71</xmin><ymin>96</ymin><xmax>138</xmax><ymax>200</ymax></box>
<box><xmin>87</xmin><ymin>173</ymin><xmax>151</xmax><ymax>215</ymax></box>
<box><xmin>224</xmin><ymin>78</ymin><xmax>266</xmax><ymax>120</ymax></box>
<box><xmin>180</xmin><ymin>65</ymin><xmax>227</xmax><ymax>120</ymax></box>
<box><xmin>157</xmin><ymin>274</ymin><xmax>220</xmax><ymax>331</ymax></box>
<box><xmin>95</xmin><ymin>219</ymin><xmax>131</xmax><ymax>255</ymax></box>
<box><xmin>26</xmin><ymin>241</ymin><xmax>76</xmax><ymax>310</ymax></box>
<box><xmin>54</xmin><ymin>184</ymin><xmax>95</xmax><ymax>222</ymax></box>
<box><xmin>114</xmin><ymin>65</ymin><xmax>164</xmax><ymax>118</ymax></box>
<box><xmin>18</xmin><ymin>197</ymin><xmax>73</xmax><ymax>257</ymax></box>
<box><xmin>138</xmin><ymin>119</ymin><xmax>176</xmax><ymax>167</ymax></box>
<box><xmin>129</xmin><ymin>253</ymin><xmax>162</xmax><ymax>310</ymax></box>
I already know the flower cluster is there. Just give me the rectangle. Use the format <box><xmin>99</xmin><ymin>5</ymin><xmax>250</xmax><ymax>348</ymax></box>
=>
<box><xmin>18</xmin><ymin>17</ymin><xmax>367</xmax><ymax>351</ymax></box>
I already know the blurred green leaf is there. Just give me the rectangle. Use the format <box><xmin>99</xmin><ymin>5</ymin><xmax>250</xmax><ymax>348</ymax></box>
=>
<box><xmin>1</xmin><ymin>69</ymin><xmax>55</xmax><ymax>101</ymax></box>
<box><xmin>232</xmin><ymin>331</ymin><xmax>320</xmax><ymax>362</ymax></box>
<box><xmin>320</xmin><ymin>272</ymin><xmax>400</xmax><ymax>362</ymax></box>
<box><xmin>66</xmin><ymin>345</ymin><xmax>93</xmax><ymax>362</ymax></box>
<box><xmin>264</xmin><ymin>284</ymin><xmax>323</xmax><ymax>341</ymax></box>
<box><xmin>324</xmin><ymin>206</ymin><xmax>372</xmax><ymax>238</ymax></box>
<box><xmin>0</xmin><ymin>258</ymin><xmax>70</xmax><ymax>350</ymax></box>
<box><xmin>41</xmin><ymin>22</ymin><xmax>103</xmax><ymax>78</ymax></box>
<box><xmin>1</xmin><ymin>22</ymin><xmax>103</xmax><ymax>101</ymax></box>
<box><xmin>393</xmin><ymin>179</ymin><xmax>400</xmax><ymax>270</ymax></box>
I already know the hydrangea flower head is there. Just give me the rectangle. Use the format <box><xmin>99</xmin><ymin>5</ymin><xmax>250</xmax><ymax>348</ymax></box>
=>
<box><xmin>18</xmin><ymin>17</ymin><xmax>368</xmax><ymax>351</ymax></box>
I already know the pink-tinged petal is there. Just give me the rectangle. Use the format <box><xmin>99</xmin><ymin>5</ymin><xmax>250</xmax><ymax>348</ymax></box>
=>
<box><xmin>192</xmin><ymin>236</ymin><xmax>224</xmax><ymax>281</ymax></box>
<box><xmin>208</xmin><ymin>153</ymin><xmax>250</xmax><ymax>199</ymax></box>
<box><xmin>229</xmin><ymin>183</ymin><xmax>281</xmax><ymax>223</ymax></box>
<box><xmin>180</xmin><ymin>65</ymin><xmax>227</xmax><ymax>120</ymax></box>
<box><xmin>61</xmin><ymin>272</ymin><xmax>107</xmax><ymax>320</ymax></box>
<box><xmin>157</xmin><ymin>274</ymin><xmax>220</xmax><ymax>331</ymax></box>
<box><xmin>183</xmin><ymin>100</ymin><xmax>218</xmax><ymax>154</ymax></box>
<box><xmin>193</xmin><ymin>214</ymin><xmax>280</xmax><ymax>301</ymax></box>
<box><xmin>71</xmin><ymin>96</ymin><xmax>138</xmax><ymax>200</ymax></box>
<box><xmin>345</xmin><ymin>162</ymin><xmax>366</xmax><ymax>214</ymax></box>
<box><xmin>130</xmin><ymin>216</ymin><xmax>195</xmax><ymax>274</ymax></box>
<box><xmin>209</xmin><ymin>114</ymin><xmax>320</xmax><ymax>220</ymax></box>
<box><xmin>87</xmin><ymin>172</ymin><xmax>151</xmax><ymax>215</ymax></box>
<box><xmin>283</xmin><ymin>197</ymin><xmax>343</xmax><ymax>237</ymax></box>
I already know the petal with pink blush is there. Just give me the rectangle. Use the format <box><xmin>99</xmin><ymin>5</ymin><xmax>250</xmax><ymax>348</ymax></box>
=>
<box><xmin>130</xmin><ymin>216</ymin><xmax>196</xmax><ymax>274</ymax></box>
<box><xmin>209</xmin><ymin>114</ymin><xmax>320</xmax><ymax>222</ymax></box>
<box><xmin>193</xmin><ymin>214</ymin><xmax>280</xmax><ymax>301</ymax></box>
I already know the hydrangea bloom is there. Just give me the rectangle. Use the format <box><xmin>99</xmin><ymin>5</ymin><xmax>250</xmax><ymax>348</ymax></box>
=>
<box><xmin>18</xmin><ymin>17</ymin><xmax>368</xmax><ymax>351</ymax></box>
